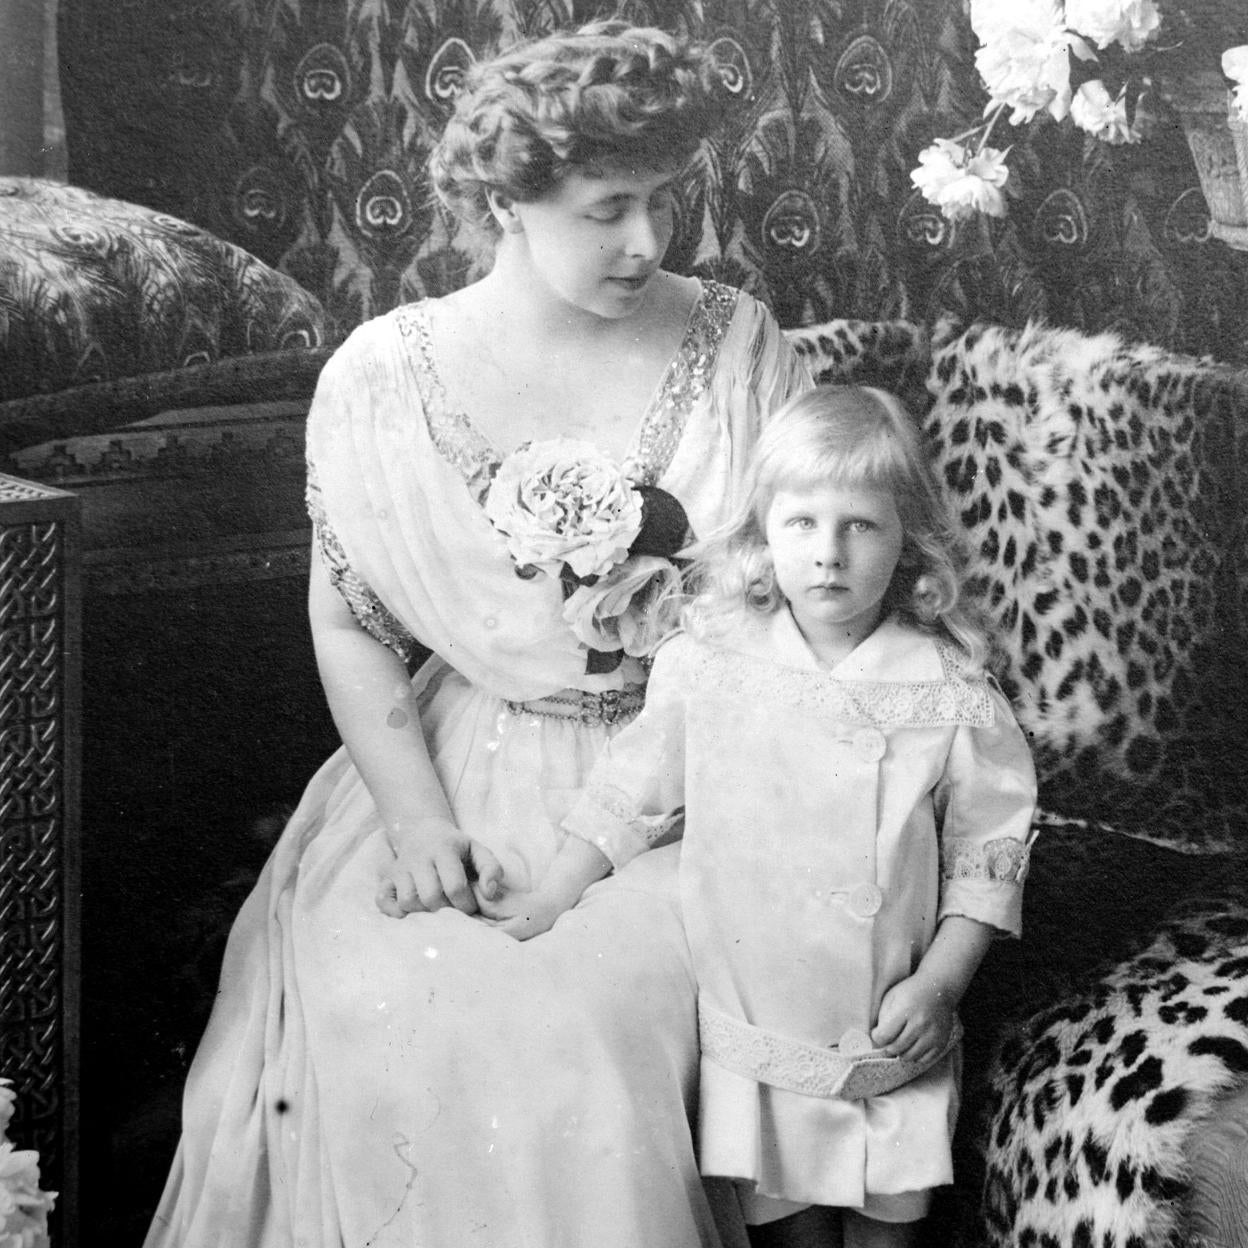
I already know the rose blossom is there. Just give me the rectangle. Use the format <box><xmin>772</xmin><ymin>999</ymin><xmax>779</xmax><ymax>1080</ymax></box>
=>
<box><xmin>485</xmin><ymin>439</ymin><xmax>643</xmax><ymax>581</ymax></box>
<box><xmin>974</xmin><ymin>3</ymin><xmax>1089</xmax><ymax>123</ymax></box>
<box><xmin>910</xmin><ymin>139</ymin><xmax>1010</xmax><ymax>222</ymax></box>
<box><xmin>0</xmin><ymin>1144</ymin><xmax>54</xmax><ymax>1248</ymax></box>
<box><xmin>0</xmin><ymin>1206</ymin><xmax>53</xmax><ymax>1248</ymax></box>
<box><xmin>1224</xmin><ymin>47</ymin><xmax>1248</xmax><ymax>124</ymax></box>
<box><xmin>968</xmin><ymin>0</ymin><xmax>1014</xmax><ymax>43</ymax></box>
<box><xmin>1065</xmin><ymin>0</ymin><xmax>1161</xmax><ymax>53</ymax></box>
<box><xmin>969</xmin><ymin>0</ymin><xmax>1068</xmax><ymax>44</ymax></box>
<box><xmin>562</xmin><ymin>556</ymin><xmax>684</xmax><ymax>656</ymax></box>
<box><xmin>0</xmin><ymin>1087</ymin><xmax>53</xmax><ymax>1248</ymax></box>
<box><xmin>0</xmin><ymin>1144</ymin><xmax>47</xmax><ymax>1205</ymax></box>
<box><xmin>1070</xmin><ymin>79</ymin><xmax>1142</xmax><ymax>143</ymax></box>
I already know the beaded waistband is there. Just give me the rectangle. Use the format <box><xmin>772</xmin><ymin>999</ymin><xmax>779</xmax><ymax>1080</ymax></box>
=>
<box><xmin>504</xmin><ymin>685</ymin><xmax>645</xmax><ymax>727</ymax></box>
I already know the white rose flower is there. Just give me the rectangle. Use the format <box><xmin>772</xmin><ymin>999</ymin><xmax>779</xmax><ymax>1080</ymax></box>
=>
<box><xmin>973</xmin><ymin>3</ymin><xmax>1089</xmax><ymax>123</ymax></box>
<box><xmin>484</xmin><ymin>439</ymin><xmax>643</xmax><ymax>581</ymax></box>
<box><xmin>969</xmin><ymin>0</ymin><xmax>1074</xmax><ymax>43</ymax></box>
<box><xmin>1224</xmin><ymin>46</ymin><xmax>1248</xmax><ymax>123</ymax></box>
<box><xmin>561</xmin><ymin>556</ymin><xmax>683</xmax><ymax>657</ymax></box>
<box><xmin>0</xmin><ymin>1144</ymin><xmax>44</xmax><ymax>1201</ymax></box>
<box><xmin>911</xmin><ymin>139</ymin><xmax>1010</xmax><ymax>222</ymax></box>
<box><xmin>1065</xmin><ymin>0</ymin><xmax>1161</xmax><ymax>52</ymax></box>
<box><xmin>968</xmin><ymin>0</ymin><xmax>1012</xmax><ymax>43</ymax></box>
<box><xmin>0</xmin><ymin>1207</ymin><xmax>53</xmax><ymax>1248</ymax></box>
<box><xmin>1070</xmin><ymin>80</ymin><xmax>1143</xmax><ymax>143</ymax></box>
<box><xmin>0</xmin><ymin>1090</ymin><xmax>54</xmax><ymax>1248</ymax></box>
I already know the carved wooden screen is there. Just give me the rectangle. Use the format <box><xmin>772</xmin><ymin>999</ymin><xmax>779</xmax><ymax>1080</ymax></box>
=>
<box><xmin>0</xmin><ymin>473</ymin><xmax>80</xmax><ymax>1243</ymax></box>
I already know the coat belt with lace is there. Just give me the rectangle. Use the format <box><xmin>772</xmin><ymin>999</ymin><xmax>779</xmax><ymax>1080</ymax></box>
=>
<box><xmin>698</xmin><ymin>996</ymin><xmax>963</xmax><ymax>1101</ymax></box>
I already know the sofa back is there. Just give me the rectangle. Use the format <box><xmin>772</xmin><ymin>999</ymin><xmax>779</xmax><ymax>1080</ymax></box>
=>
<box><xmin>56</xmin><ymin>0</ymin><xmax>1247</xmax><ymax>361</ymax></box>
<box><xmin>788</xmin><ymin>317</ymin><xmax>1248</xmax><ymax>854</ymax></box>
<box><xmin>13</xmin><ymin>306</ymin><xmax>1247</xmax><ymax>856</ymax></box>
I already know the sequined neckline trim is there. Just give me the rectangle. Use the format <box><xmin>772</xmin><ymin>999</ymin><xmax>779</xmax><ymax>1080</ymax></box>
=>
<box><xmin>398</xmin><ymin>307</ymin><xmax>498</xmax><ymax>503</ymax></box>
<box><xmin>395</xmin><ymin>280</ymin><xmax>740</xmax><ymax>500</ymax></box>
<box><xmin>624</xmin><ymin>280</ymin><xmax>738</xmax><ymax>486</ymax></box>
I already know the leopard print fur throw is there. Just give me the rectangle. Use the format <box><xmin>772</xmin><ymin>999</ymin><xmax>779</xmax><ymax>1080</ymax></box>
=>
<box><xmin>978</xmin><ymin>881</ymin><xmax>1248</xmax><ymax>1247</ymax></box>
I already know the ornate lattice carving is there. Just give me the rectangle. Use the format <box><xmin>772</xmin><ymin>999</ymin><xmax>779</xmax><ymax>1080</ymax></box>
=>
<box><xmin>0</xmin><ymin>474</ymin><xmax>80</xmax><ymax>1230</ymax></box>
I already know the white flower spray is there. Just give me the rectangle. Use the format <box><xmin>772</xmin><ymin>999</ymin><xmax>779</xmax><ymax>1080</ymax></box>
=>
<box><xmin>1225</xmin><ymin>45</ymin><xmax>1248</xmax><ymax>122</ymax></box>
<box><xmin>0</xmin><ymin>1080</ymin><xmax>55</xmax><ymax>1248</ymax></box>
<box><xmin>908</xmin><ymin>0</ymin><xmax>1241</xmax><ymax>222</ymax></box>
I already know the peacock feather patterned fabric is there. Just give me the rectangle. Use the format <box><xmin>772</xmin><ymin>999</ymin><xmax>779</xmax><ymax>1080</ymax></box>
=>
<box><xmin>57</xmin><ymin>0</ymin><xmax>1248</xmax><ymax>360</ymax></box>
<box><xmin>0</xmin><ymin>177</ymin><xmax>327</xmax><ymax>403</ymax></box>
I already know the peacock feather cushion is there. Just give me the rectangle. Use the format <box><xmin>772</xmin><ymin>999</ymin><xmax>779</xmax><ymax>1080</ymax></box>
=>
<box><xmin>0</xmin><ymin>178</ymin><xmax>327</xmax><ymax>405</ymax></box>
<box><xmin>923</xmin><ymin>320</ymin><xmax>1248</xmax><ymax>853</ymax></box>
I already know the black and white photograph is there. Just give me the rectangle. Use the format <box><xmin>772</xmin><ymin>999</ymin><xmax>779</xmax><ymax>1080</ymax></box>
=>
<box><xmin>2</xmin><ymin>3</ymin><xmax>1247</xmax><ymax>1246</ymax></box>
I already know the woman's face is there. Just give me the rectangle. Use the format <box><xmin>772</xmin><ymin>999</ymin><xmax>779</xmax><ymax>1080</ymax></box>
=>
<box><xmin>500</xmin><ymin>164</ymin><xmax>680</xmax><ymax>321</ymax></box>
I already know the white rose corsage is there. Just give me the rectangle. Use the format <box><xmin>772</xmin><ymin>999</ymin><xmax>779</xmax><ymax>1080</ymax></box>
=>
<box><xmin>484</xmin><ymin>439</ymin><xmax>691</xmax><ymax>673</ymax></box>
<box><xmin>0</xmin><ymin>1079</ymin><xmax>56</xmax><ymax>1248</ymax></box>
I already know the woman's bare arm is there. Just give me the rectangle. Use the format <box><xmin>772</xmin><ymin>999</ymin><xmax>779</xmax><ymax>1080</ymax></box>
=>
<box><xmin>309</xmin><ymin>547</ymin><xmax>501</xmax><ymax>914</ymax></box>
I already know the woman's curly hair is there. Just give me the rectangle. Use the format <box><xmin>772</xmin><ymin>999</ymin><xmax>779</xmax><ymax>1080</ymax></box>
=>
<box><xmin>429</xmin><ymin>21</ymin><xmax>718</xmax><ymax>235</ymax></box>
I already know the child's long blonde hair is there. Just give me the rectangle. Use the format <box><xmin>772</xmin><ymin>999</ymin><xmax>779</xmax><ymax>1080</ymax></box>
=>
<box><xmin>685</xmin><ymin>385</ymin><xmax>993</xmax><ymax>670</ymax></box>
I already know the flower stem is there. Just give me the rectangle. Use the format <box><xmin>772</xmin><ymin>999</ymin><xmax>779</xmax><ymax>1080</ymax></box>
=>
<box><xmin>949</xmin><ymin>122</ymin><xmax>985</xmax><ymax>144</ymax></box>
<box><xmin>973</xmin><ymin>103</ymin><xmax>1008</xmax><ymax>156</ymax></box>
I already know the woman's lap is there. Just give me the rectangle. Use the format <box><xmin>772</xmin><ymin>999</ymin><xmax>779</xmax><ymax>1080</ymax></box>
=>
<box><xmin>149</xmin><ymin>752</ymin><xmax>723</xmax><ymax>1247</ymax></box>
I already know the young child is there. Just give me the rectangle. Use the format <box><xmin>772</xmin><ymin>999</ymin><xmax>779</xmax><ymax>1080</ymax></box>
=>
<box><xmin>485</xmin><ymin>385</ymin><xmax>1038</xmax><ymax>1247</ymax></box>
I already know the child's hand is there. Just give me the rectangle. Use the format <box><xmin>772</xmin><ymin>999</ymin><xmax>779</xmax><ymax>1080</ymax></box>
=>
<box><xmin>475</xmin><ymin>883</ymin><xmax>574</xmax><ymax>941</ymax></box>
<box><xmin>870</xmin><ymin>974</ymin><xmax>956</xmax><ymax>1066</ymax></box>
<box><xmin>472</xmin><ymin>834</ymin><xmax>610</xmax><ymax>939</ymax></box>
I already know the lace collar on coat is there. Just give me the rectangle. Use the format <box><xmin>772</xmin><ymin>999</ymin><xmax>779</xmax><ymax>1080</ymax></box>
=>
<box><xmin>677</xmin><ymin>613</ymin><xmax>997</xmax><ymax>728</ymax></box>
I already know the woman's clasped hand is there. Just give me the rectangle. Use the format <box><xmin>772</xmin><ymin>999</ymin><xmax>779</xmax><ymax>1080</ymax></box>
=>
<box><xmin>374</xmin><ymin>815</ymin><xmax>503</xmax><ymax>917</ymax></box>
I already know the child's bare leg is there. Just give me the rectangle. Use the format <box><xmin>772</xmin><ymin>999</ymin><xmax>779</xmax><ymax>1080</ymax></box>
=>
<box><xmin>746</xmin><ymin>1205</ymin><xmax>843</xmax><ymax>1248</ymax></box>
<box><xmin>841</xmin><ymin>1209</ymin><xmax>920</xmax><ymax>1248</ymax></box>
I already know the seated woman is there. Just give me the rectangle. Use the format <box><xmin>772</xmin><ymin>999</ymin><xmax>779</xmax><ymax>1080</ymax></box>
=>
<box><xmin>144</xmin><ymin>20</ymin><xmax>810</xmax><ymax>1248</ymax></box>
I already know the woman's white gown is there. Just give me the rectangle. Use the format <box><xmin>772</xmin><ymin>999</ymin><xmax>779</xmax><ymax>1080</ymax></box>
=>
<box><xmin>144</xmin><ymin>280</ymin><xmax>809</xmax><ymax>1248</ymax></box>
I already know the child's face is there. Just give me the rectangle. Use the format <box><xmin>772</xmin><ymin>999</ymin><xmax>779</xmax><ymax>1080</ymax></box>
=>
<box><xmin>764</xmin><ymin>481</ymin><xmax>904</xmax><ymax>661</ymax></box>
<box><xmin>502</xmin><ymin>164</ymin><xmax>679</xmax><ymax>321</ymax></box>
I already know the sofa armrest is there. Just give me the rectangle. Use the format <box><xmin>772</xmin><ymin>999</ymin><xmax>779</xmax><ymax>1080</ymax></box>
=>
<box><xmin>976</xmin><ymin>877</ymin><xmax>1248</xmax><ymax>1247</ymax></box>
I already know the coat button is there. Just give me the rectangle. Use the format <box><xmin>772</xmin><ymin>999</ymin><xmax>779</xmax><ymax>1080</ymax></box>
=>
<box><xmin>483</xmin><ymin>616</ymin><xmax>498</xmax><ymax>630</ymax></box>
<box><xmin>849</xmin><ymin>882</ymin><xmax>884</xmax><ymax>917</ymax></box>
<box><xmin>852</xmin><ymin>728</ymin><xmax>886</xmax><ymax>763</ymax></box>
<box><xmin>837</xmin><ymin>1028</ymin><xmax>873</xmax><ymax>1056</ymax></box>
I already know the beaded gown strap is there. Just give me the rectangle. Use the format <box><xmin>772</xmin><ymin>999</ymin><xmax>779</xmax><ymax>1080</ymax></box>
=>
<box><xmin>623</xmin><ymin>280</ymin><xmax>739</xmax><ymax>485</ymax></box>
<box><xmin>396</xmin><ymin>303</ymin><xmax>499</xmax><ymax>503</ymax></box>
<box><xmin>306</xmin><ymin>459</ymin><xmax>419</xmax><ymax>662</ymax></box>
